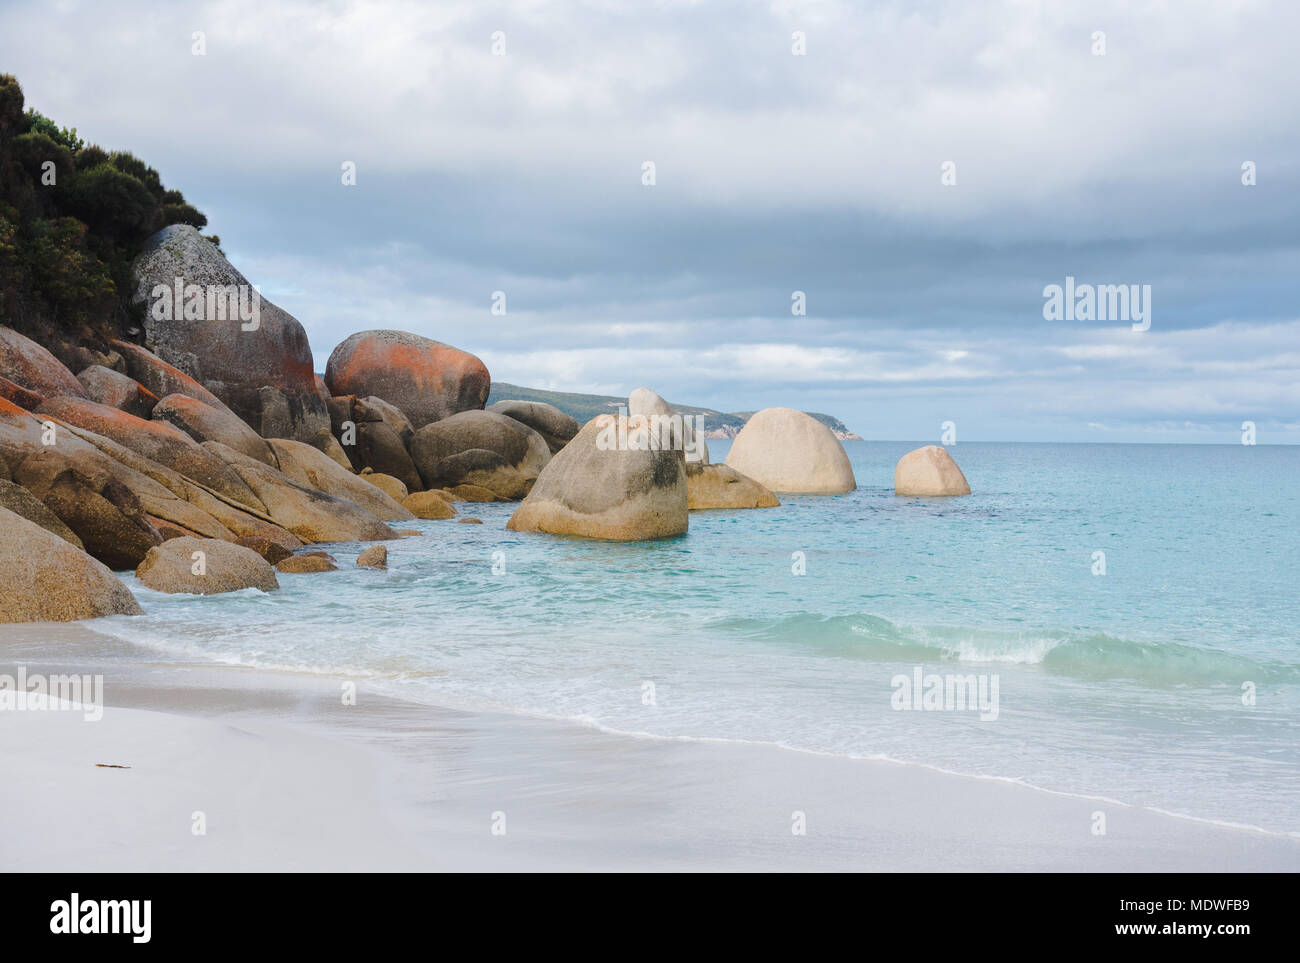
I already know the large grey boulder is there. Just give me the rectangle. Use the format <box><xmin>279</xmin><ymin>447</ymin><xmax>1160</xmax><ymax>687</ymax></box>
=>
<box><xmin>507</xmin><ymin>414</ymin><xmax>688</xmax><ymax>541</ymax></box>
<box><xmin>409</xmin><ymin>409</ymin><xmax>550</xmax><ymax>499</ymax></box>
<box><xmin>0</xmin><ymin>506</ymin><xmax>143</xmax><ymax>622</ymax></box>
<box><xmin>724</xmin><ymin>407</ymin><xmax>856</xmax><ymax>494</ymax></box>
<box><xmin>130</xmin><ymin>225</ymin><xmax>330</xmax><ymax>447</ymax></box>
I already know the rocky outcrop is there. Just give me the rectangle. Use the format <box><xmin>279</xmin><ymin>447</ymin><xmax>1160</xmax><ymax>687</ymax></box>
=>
<box><xmin>52</xmin><ymin>420</ymin><xmax>291</xmax><ymax>548</ymax></box>
<box><xmin>110</xmin><ymin>339</ymin><xmax>233</xmax><ymax>414</ymax></box>
<box><xmin>11</xmin><ymin>448</ymin><xmax>164</xmax><ymax>569</ymax></box>
<box><xmin>76</xmin><ymin>366</ymin><xmax>159</xmax><ymax>418</ymax></box>
<box><xmin>685</xmin><ymin>463</ymin><xmax>779</xmax><ymax>510</ymax></box>
<box><xmin>0</xmin><ymin>326</ymin><xmax>87</xmax><ymax>400</ymax></box>
<box><xmin>325</xmin><ymin>330</ymin><xmax>490</xmax><ymax>429</ymax></box>
<box><xmin>203</xmin><ymin>441</ymin><xmax>400</xmax><ymax>544</ymax></box>
<box><xmin>507</xmin><ymin>414</ymin><xmax>688</xmax><ymax>541</ymax></box>
<box><xmin>326</xmin><ymin>394</ymin><xmax>422</xmax><ymax>492</ymax></box>
<box><xmin>130</xmin><ymin>225</ymin><xmax>330</xmax><ymax>446</ymax></box>
<box><xmin>0</xmin><ymin>401</ymin><xmax>274</xmax><ymax>558</ymax></box>
<box><xmin>0</xmin><ymin>478</ymin><xmax>84</xmax><ymax>547</ymax></box>
<box><xmin>135</xmin><ymin>536</ymin><xmax>279</xmax><ymax>595</ymax></box>
<box><xmin>724</xmin><ymin>407</ymin><xmax>856</xmax><ymax>494</ymax></box>
<box><xmin>409</xmin><ymin>409</ymin><xmax>550</xmax><ymax>499</ymax></box>
<box><xmin>627</xmin><ymin>387</ymin><xmax>709</xmax><ymax>464</ymax></box>
<box><xmin>36</xmin><ymin>396</ymin><xmax>265</xmax><ymax>510</ymax></box>
<box><xmin>0</xmin><ymin>506</ymin><xmax>143</xmax><ymax>622</ymax></box>
<box><xmin>152</xmin><ymin>393</ymin><xmax>276</xmax><ymax>465</ymax></box>
<box><xmin>0</xmin><ymin>375</ymin><xmax>44</xmax><ymax>410</ymax></box>
<box><xmin>356</xmin><ymin>544</ymin><xmax>387</xmax><ymax>569</ymax></box>
<box><xmin>893</xmin><ymin>445</ymin><xmax>971</xmax><ymax>496</ymax></box>
<box><xmin>488</xmin><ymin>400</ymin><xmax>579</xmax><ymax>454</ymax></box>
<box><xmin>357</xmin><ymin>395</ymin><xmax>413</xmax><ymax>444</ymax></box>
<box><xmin>266</xmin><ymin>438</ymin><xmax>413</xmax><ymax>522</ymax></box>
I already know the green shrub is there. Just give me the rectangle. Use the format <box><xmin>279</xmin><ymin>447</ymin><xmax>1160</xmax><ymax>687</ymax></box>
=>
<box><xmin>23</xmin><ymin>108</ymin><xmax>84</xmax><ymax>153</ymax></box>
<box><xmin>0</xmin><ymin>75</ymin><xmax>211</xmax><ymax>349</ymax></box>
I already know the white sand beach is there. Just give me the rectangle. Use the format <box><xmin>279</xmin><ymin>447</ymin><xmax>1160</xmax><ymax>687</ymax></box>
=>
<box><xmin>4</xmin><ymin>622</ymin><xmax>1297</xmax><ymax>873</ymax></box>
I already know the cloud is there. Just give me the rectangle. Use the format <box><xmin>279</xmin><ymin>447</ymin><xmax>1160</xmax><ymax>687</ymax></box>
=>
<box><xmin>4</xmin><ymin>0</ymin><xmax>1298</xmax><ymax>441</ymax></box>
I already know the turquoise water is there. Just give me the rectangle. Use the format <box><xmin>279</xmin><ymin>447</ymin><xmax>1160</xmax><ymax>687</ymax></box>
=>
<box><xmin>98</xmin><ymin>441</ymin><xmax>1300</xmax><ymax>833</ymax></box>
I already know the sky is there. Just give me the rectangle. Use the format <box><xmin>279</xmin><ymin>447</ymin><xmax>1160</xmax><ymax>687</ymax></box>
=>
<box><xmin>3</xmin><ymin>0</ymin><xmax>1298</xmax><ymax>442</ymax></box>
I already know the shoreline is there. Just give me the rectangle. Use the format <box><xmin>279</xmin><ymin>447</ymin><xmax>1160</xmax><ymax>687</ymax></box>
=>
<box><xmin>4</xmin><ymin>621</ymin><xmax>1298</xmax><ymax>872</ymax></box>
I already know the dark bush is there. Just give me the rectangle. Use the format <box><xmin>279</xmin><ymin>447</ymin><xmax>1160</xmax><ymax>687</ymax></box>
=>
<box><xmin>0</xmin><ymin>74</ymin><xmax>210</xmax><ymax>350</ymax></box>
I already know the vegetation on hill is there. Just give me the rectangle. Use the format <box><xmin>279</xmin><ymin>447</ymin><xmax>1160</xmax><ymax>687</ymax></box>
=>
<box><xmin>0</xmin><ymin>74</ymin><xmax>215</xmax><ymax>367</ymax></box>
<box><xmin>487</xmin><ymin>382</ymin><xmax>859</xmax><ymax>438</ymax></box>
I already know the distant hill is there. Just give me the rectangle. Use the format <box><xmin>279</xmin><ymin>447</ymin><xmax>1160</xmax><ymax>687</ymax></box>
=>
<box><xmin>487</xmin><ymin>382</ymin><xmax>861</xmax><ymax>440</ymax></box>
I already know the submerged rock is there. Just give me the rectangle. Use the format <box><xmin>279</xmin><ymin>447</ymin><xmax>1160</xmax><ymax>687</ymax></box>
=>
<box><xmin>402</xmin><ymin>491</ymin><xmax>457</xmax><ymax>519</ymax></box>
<box><xmin>507</xmin><ymin>414</ymin><xmax>687</xmax><ymax>541</ymax></box>
<box><xmin>725</xmin><ymin>407</ymin><xmax>856</xmax><ymax>494</ymax></box>
<box><xmin>356</xmin><ymin>544</ymin><xmax>387</xmax><ymax>569</ymax></box>
<box><xmin>685</xmin><ymin>463</ymin><xmax>779</xmax><ymax>510</ymax></box>
<box><xmin>276</xmin><ymin>553</ymin><xmax>338</xmax><ymax>573</ymax></box>
<box><xmin>893</xmin><ymin>445</ymin><xmax>970</xmax><ymax>496</ymax></box>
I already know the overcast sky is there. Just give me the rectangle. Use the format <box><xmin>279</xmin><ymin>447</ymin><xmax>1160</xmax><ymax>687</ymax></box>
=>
<box><xmin>5</xmin><ymin>0</ymin><xmax>1298</xmax><ymax>441</ymax></box>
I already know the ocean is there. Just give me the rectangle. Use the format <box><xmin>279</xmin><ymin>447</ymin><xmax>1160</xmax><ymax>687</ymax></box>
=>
<box><xmin>92</xmin><ymin>440</ymin><xmax>1300</xmax><ymax>835</ymax></box>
